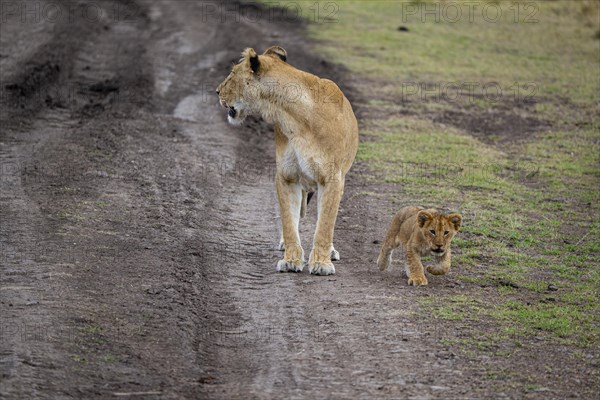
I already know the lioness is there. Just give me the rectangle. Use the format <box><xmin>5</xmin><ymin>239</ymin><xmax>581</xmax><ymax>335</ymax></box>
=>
<box><xmin>216</xmin><ymin>46</ymin><xmax>358</xmax><ymax>275</ymax></box>
<box><xmin>377</xmin><ymin>206</ymin><xmax>462</xmax><ymax>285</ymax></box>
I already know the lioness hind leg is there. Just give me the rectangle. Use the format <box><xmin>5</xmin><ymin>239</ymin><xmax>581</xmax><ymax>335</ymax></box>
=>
<box><xmin>330</xmin><ymin>245</ymin><xmax>340</xmax><ymax>261</ymax></box>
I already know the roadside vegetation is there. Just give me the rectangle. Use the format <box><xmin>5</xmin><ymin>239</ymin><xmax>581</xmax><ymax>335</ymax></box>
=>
<box><xmin>263</xmin><ymin>0</ymin><xmax>599</xmax><ymax>349</ymax></box>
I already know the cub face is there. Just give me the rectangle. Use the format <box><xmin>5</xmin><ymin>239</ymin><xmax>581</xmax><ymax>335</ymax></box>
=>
<box><xmin>215</xmin><ymin>46</ymin><xmax>287</xmax><ymax>125</ymax></box>
<box><xmin>417</xmin><ymin>210</ymin><xmax>462</xmax><ymax>256</ymax></box>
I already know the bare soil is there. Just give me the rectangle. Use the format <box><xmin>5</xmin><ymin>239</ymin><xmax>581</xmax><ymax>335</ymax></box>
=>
<box><xmin>1</xmin><ymin>1</ymin><xmax>597</xmax><ymax>399</ymax></box>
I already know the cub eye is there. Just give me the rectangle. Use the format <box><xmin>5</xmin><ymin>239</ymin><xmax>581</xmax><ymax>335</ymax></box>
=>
<box><xmin>444</xmin><ymin>231</ymin><xmax>449</xmax><ymax>236</ymax></box>
<box><xmin>429</xmin><ymin>230</ymin><xmax>436</xmax><ymax>236</ymax></box>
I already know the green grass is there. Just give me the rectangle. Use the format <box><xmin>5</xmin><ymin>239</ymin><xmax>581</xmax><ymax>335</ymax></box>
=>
<box><xmin>305</xmin><ymin>0</ymin><xmax>599</xmax><ymax>106</ymax></box>
<box><xmin>493</xmin><ymin>301</ymin><xmax>598</xmax><ymax>346</ymax></box>
<box><xmin>261</xmin><ymin>0</ymin><xmax>600</xmax><ymax>346</ymax></box>
<box><xmin>422</xmin><ymin>294</ymin><xmax>487</xmax><ymax>321</ymax></box>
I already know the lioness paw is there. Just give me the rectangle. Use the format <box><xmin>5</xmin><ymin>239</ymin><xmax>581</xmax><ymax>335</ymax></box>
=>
<box><xmin>277</xmin><ymin>259</ymin><xmax>304</xmax><ymax>273</ymax></box>
<box><xmin>407</xmin><ymin>275</ymin><xmax>428</xmax><ymax>286</ymax></box>
<box><xmin>309</xmin><ymin>262</ymin><xmax>336</xmax><ymax>276</ymax></box>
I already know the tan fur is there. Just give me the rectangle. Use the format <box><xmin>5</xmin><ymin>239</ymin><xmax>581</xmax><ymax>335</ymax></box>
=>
<box><xmin>377</xmin><ymin>206</ymin><xmax>462</xmax><ymax>286</ymax></box>
<box><xmin>216</xmin><ymin>46</ymin><xmax>358</xmax><ymax>275</ymax></box>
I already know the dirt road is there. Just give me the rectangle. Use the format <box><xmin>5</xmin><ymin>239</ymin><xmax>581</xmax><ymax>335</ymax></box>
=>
<box><xmin>1</xmin><ymin>1</ymin><xmax>597</xmax><ymax>399</ymax></box>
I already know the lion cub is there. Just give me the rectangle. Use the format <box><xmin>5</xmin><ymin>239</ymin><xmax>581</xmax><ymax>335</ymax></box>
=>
<box><xmin>377</xmin><ymin>206</ymin><xmax>462</xmax><ymax>286</ymax></box>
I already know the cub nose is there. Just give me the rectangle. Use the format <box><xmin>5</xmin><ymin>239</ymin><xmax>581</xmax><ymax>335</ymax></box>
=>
<box><xmin>216</xmin><ymin>89</ymin><xmax>220</xmax><ymax>95</ymax></box>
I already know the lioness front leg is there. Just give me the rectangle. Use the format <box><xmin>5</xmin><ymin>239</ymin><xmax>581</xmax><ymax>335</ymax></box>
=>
<box><xmin>276</xmin><ymin>175</ymin><xmax>304</xmax><ymax>272</ymax></box>
<box><xmin>309</xmin><ymin>178</ymin><xmax>343</xmax><ymax>275</ymax></box>
<box><xmin>427</xmin><ymin>249</ymin><xmax>451</xmax><ymax>276</ymax></box>
<box><xmin>406</xmin><ymin>250</ymin><xmax>428</xmax><ymax>285</ymax></box>
<box><xmin>295</xmin><ymin>241</ymin><xmax>339</xmax><ymax>261</ymax></box>
<box><xmin>279</xmin><ymin>190</ymin><xmax>308</xmax><ymax>251</ymax></box>
<box><xmin>315</xmin><ymin>188</ymin><xmax>341</xmax><ymax>262</ymax></box>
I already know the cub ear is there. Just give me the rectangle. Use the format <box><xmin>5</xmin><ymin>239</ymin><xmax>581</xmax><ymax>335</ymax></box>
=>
<box><xmin>417</xmin><ymin>211</ymin><xmax>433</xmax><ymax>228</ymax></box>
<box><xmin>243</xmin><ymin>48</ymin><xmax>260</xmax><ymax>74</ymax></box>
<box><xmin>447</xmin><ymin>213</ymin><xmax>462</xmax><ymax>231</ymax></box>
<box><xmin>263</xmin><ymin>46</ymin><xmax>287</xmax><ymax>62</ymax></box>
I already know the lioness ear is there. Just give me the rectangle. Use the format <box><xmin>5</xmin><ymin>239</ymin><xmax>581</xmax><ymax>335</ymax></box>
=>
<box><xmin>243</xmin><ymin>48</ymin><xmax>260</xmax><ymax>74</ymax></box>
<box><xmin>263</xmin><ymin>46</ymin><xmax>287</xmax><ymax>62</ymax></box>
<box><xmin>417</xmin><ymin>211</ymin><xmax>433</xmax><ymax>228</ymax></box>
<box><xmin>448</xmin><ymin>213</ymin><xmax>462</xmax><ymax>231</ymax></box>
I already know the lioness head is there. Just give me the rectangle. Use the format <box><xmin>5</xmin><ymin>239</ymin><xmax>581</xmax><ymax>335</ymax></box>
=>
<box><xmin>417</xmin><ymin>210</ymin><xmax>462</xmax><ymax>256</ymax></box>
<box><xmin>216</xmin><ymin>46</ymin><xmax>288</xmax><ymax>125</ymax></box>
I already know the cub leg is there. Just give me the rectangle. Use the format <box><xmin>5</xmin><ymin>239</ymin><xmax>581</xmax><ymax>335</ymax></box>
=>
<box><xmin>309</xmin><ymin>177</ymin><xmax>344</xmax><ymax>275</ymax></box>
<box><xmin>406</xmin><ymin>249</ymin><xmax>428</xmax><ymax>286</ymax></box>
<box><xmin>377</xmin><ymin>211</ymin><xmax>406</xmax><ymax>271</ymax></box>
<box><xmin>427</xmin><ymin>249</ymin><xmax>451</xmax><ymax>275</ymax></box>
<box><xmin>275</xmin><ymin>174</ymin><xmax>304</xmax><ymax>272</ymax></box>
<box><xmin>377</xmin><ymin>240</ymin><xmax>397</xmax><ymax>271</ymax></box>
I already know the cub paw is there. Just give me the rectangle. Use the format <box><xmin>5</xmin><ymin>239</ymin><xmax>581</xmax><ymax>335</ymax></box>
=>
<box><xmin>427</xmin><ymin>265</ymin><xmax>449</xmax><ymax>276</ymax></box>
<box><xmin>309</xmin><ymin>262</ymin><xmax>336</xmax><ymax>276</ymax></box>
<box><xmin>407</xmin><ymin>275</ymin><xmax>428</xmax><ymax>286</ymax></box>
<box><xmin>277</xmin><ymin>259</ymin><xmax>304</xmax><ymax>273</ymax></box>
<box><xmin>330</xmin><ymin>248</ymin><xmax>340</xmax><ymax>261</ymax></box>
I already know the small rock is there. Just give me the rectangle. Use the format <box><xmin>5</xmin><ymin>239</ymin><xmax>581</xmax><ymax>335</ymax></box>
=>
<box><xmin>430</xmin><ymin>385</ymin><xmax>448</xmax><ymax>391</ymax></box>
<box><xmin>499</xmin><ymin>279</ymin><xmax>519</xmax><ymax>288</ymax></box>
<box><xmin>436</xmin><ymin>351</ymin><xmax>456</xmax><ymax>359</ymax></box>
<box><xmin>547</xmin><ymin>284</ymin><xmax>558</xmax><ymax>291</ymax></box>
<box><xmin>397</xmin><ymin>26</ymin><xmax>409</xmax><ymax>32</ymax></box>
<box><xmin>542</xmin><ymin>297</ymin><xmax>556</xmax><ymax>303</ymax></box>
<box><xmin>25</xmin><ymin>301</ymin><xmax>39</xmax><ymax>306</ymax></box>
<box><xmin>533</xmin><ymin>387</ymin><xmax>551</xmax><ymax>392</ymax></box>
<box><xmin>372</xmin><ymin>239</ymin><xmax>381</xmax><ymax>244</ymax></box>
<box><xmin>390</xmin><ymin>348</ymin><xmax>407</xmax><ymax>353</ymax></box>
